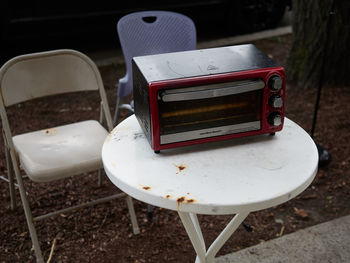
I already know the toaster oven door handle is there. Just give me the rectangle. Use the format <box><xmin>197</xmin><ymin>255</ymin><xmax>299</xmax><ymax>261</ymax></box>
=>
<box><xmin>160</xmin><ymin>80</ymin><xmax>265</xmax><ymax>102</ymax></box>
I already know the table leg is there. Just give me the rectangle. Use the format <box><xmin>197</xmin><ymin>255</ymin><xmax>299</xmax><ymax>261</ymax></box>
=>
<box><xmin>178</xmin><ymin>211</ymin><xmax>249</xmax><ymax>263</ymax></box>
<box><xmin>190</xmin><ymin>213</ymin><xmax>206</xmax><ymax>249</ymax></box>
<box><xmin>178</xmin><ymin>212</ymin><xmax>206</xmax><ymax>262</ymax></box>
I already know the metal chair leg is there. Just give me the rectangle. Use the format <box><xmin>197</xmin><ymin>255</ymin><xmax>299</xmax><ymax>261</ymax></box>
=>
<box><xmin>125</xmin><ymin>195</ymin><xmax>140</xmax><ymax>234</ymax></box>
<box><xmin>147</xmin><ymin>204</ymin><xmax>154</xmax><ymax>221</ymax></box>
<box><xmin>98</xmin><ymin>102</ymin><xmax>105</xmax><ymax>187</ymax></box>
<box><xmin>97</xmin><ymin>169</ymin><xmax>103</xmax><ymax>187</ymax></box>
<box><xmin>10</xmin><ymin>152</ymin><xmax>44</xmax><ymax>263</ymax></box>
<box><xmin>5</xmin><ymin>145</ymin><xmax>17</xmax><ymax>209</ymax></box>
<box><xmin>113</xmin><ymin>97</ymin><xmax>121</xmax><ymax>126</ymax></box>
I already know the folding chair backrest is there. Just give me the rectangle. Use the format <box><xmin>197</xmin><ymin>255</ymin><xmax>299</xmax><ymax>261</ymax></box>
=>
<box><xmin>117</xmin><ymin>11</ymin><xmax>197</xmax><ymax>98</ymax></box>
<box><xmin>0</xmin><ymin>49</ymin><xmax>113</xmax><ymax>130</ymax></box>
<box><xmin>0</xmin><ymin>49</ymin><xmax>103</xmax><ymax>106</ymax></box>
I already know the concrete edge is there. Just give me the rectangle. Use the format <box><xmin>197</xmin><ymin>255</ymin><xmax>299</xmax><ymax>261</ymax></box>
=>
<box><xmin>215</xmin><ymin>214</ymin><xmax>350</xmax><ymax>263</ymax></box>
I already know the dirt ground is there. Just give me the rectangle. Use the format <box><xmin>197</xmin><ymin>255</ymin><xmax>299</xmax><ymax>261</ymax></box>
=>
<box><xmin>1</xmin><ymin>35</ymin><xmax>350</xmax><ymax>263</ymax></box>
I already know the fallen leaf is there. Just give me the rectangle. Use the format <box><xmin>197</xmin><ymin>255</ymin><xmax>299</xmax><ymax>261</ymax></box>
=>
<box><xmin>301</xmin><ymin>194</ymin><xmax>317</xmax><ymax>200</ymax></box>
<box><xmin>294</xmin><ymin>207</ymin><xmax>309</xmax><ymax>219</ymax></box>
<box><xmin>19</xmin><ymin>232</ymin><xmax>27</xmax><ymax>237</ymax></box>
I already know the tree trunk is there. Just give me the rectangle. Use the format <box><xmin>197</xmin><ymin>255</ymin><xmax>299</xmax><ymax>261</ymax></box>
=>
<box><xmin>287</xmin><ymin>0</ymin><xmax>350</xmax><ymax>88</ymax></box>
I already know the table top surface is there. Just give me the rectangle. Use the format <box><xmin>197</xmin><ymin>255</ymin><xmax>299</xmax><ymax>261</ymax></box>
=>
<box><xmin>102</xmin><ymin>115</ymin><xmax>318</xmax><ymax>215</ymax></box>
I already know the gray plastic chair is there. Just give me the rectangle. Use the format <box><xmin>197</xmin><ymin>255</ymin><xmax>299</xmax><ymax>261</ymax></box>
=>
<box><xmin>0</xmin><ymin>49</ymin><xmax>140</xmax><ymax>263</ymax></box>
<box><xmin>113</xmin><ymin>10</ymin><xmax>197</xmax><ymax>124</ymax></box>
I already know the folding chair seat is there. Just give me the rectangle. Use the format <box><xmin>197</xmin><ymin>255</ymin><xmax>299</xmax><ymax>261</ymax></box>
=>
<box><xmin>12</xmin><ymin>120</ymin><xmax>107</xmax><ymax>182</ymax></box>
<box><xmin>113</xmin><ymin>10</ymin><xmax>197</xmax><ymax>125</ymax></box>
<box><xmin>0</xmin><ymin>49</ymin><xmax>139</xmax><ymax>263</ymax></box>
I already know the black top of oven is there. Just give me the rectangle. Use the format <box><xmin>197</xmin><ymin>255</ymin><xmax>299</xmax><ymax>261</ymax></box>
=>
<box><xmin>132</xmin><ymin>44</ymin><xmax>279</xmax><ymax>83</ymax></box>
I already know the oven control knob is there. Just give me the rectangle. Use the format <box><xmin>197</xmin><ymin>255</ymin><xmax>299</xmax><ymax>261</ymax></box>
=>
<box><xmin>268</xmin><ymin>75</ymin><xmax>283</xmax><ymax>91</ymax></box>
<box><xmin>269</xmin><ymin>95</ymin><xmax>283</xmax><ymax>108</ymax></box>
<box><xmin>268</xmin><ymin>112</ymin><xmax>282</xmax><ymax>126</ymax></box>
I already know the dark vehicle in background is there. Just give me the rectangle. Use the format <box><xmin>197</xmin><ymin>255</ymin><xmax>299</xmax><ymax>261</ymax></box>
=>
<box><xmin>1</xmin><ymin>0</ymin><xmax>291</xmax><ymax>63</ymax></box>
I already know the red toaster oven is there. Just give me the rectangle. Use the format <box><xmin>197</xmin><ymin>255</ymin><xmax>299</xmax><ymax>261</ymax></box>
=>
<box><xmin>132</xmin><ymin>44</ymin><xmax>285</xmax><ymax>153</ymax></box>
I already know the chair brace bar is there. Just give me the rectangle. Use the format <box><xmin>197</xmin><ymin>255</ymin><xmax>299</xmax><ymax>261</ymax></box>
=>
<box><xmin>0</xmin><ymin>175</ymin><xmax>20</xmax><ymax>188</ymax></box>
<box><xmin>34</xmin><ymin>192</ymin><xmax>126</xmax><ymax>221</ymax></box>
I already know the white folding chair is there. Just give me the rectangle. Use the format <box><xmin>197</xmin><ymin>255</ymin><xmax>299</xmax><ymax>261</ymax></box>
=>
<box><xmin>0</xmin><ymin>49</ymin><xmax>139</xmax><ymax>263</ymax></box>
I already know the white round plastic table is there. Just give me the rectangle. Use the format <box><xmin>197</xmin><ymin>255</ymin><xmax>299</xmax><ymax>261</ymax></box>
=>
<box><xmin>102</xmin><ymin>115</ymin><xmax>318</xmax><ymax>263</ymax></box>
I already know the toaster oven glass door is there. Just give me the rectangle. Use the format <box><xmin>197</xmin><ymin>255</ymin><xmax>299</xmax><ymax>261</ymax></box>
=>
<box><xmin>158</xmin><ymin>79</ymin><xmax>264</xmax><ymax>144</ymax></box>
